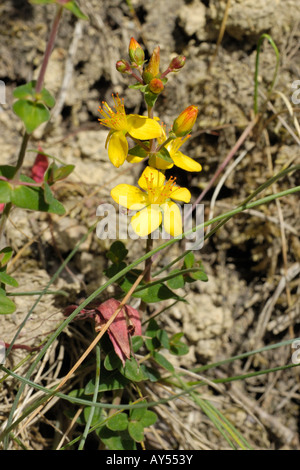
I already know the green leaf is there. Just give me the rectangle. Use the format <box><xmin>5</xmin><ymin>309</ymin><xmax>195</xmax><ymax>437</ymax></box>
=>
<box><xmin>167</xmin><ymin>269</ymin><xmax>185</xmax><ymax>289</ymax></box>
<box><xmin>0</xmin><ymin>166</ymin><xmax>15</xmax><ymax>179</ymax></box>
<box><xmin>140</xmin><ymin>410</ymin><xmax>157</xmax><ymax>427</ymax></box>
<box><xmin>13</xmin><ymin>100</ymin><xmax>50</xmax><ymax>133</ymax></box>
<box><xmin>152</xmin><ymin>351</ymin><xmax>174</xmax><ymax>372</ymax></box>
<box><xmin>155</xmin><ymin>147</ymin><xmax>173</xmax><ymax>163</ymax></box>
<box><xmin>184</xmin><ymin>252</ymin><xmax>195</xmax><ymax>269</ymax></box>
<box><xmin>156</xmin><ymin>329</ymin><xmax>170</xmax><ymax>350</ymax></box>
<box><xmin>0</xmin><ymin>293</ymin><xmax>16</xmax><ymax>314</ymax></box>
<box><xmin>13</xmin><ymin>81</ymin><xmax>37</xmax><ymax>100</ymax></box>
<box><xmin>83</xmin><ymin>406</ymin><xmax>103</xmax><ymax>427</ymax></box>
<box><xmin>104</xmin><ymin>350</ymin><xmax>122</xmax><ymax>371</ymax></box>
<box><xmin>40</xmin><ymin>87</ymin><xmax>55</xmax><ymax>108</ymax></box>
<box><xmin>169</xmin><ymin>333</ymin><xmax>189</xmax><ymax>356</ymax></box>
<box><xmin>107</xmin><ymin>241</ymin><xmax>128</xmax><ymax>264</ymax></box>
<box><xmin>85</xmin><ymin>369</ymin><xmax>129</xmax><ymax>394</ymax></box>
<box><xmin>145</xmin><ymin>319</ymin><xmax>160</xmax><ymax>351</ymax></box>
<box><xmin>107</xmin><ymin>413</ymin><xmax>128</xmax><ymax>432</ymax></box>
<box><xmin>131</xmin><ymin>335</ymin><xmax>144</xmax><ymax>353</ymax></box>
<box><xmin>128</xmin><ymin>145</ymin><xmax>148</xmax><ymax>159</ymax></box>
<box><xmin>127</xmin><ymin>420</ymin><xmax>145</xmax><ymax>442</ymax></box>
<box><xmin>144</xmin><ymin>89</ymin><xmax>159</xmax><ymax>108</ymax></box>
<box><xmin>52</xmin><ymin>164</ymin><xmax>75</xmax><ymax>182</ymax></box>
<box><xmin>97</xmin><ymin>427</ymin><xmax>136</xmax><ymax>450</ymax></box>
<box><xmin>189</xmin><ymin>267</ymin><xmax>208</xmax><ymax>282</ymax></box>
<box><xmin>0</xmin><ymin>247</ymin><xmax>14</xmax><ymax>267</ymax></box>
<box><xmin>10</xmin><ymin>176</ymin><xmax>65</xmax><ymax>215</ymax></box>
<box><xmin>105</xmin><ymin>261</ymin><xmax>127</xmax><ymax>280</ymax></box>
<box><xmin>0</xmin><ymin>270</ymin><xmax>19</xmax><ymax>288</ymax></box>
<box><xmin>121</xmin><ymin>358</ymin><xmax>148</xmax><ymax>382</ymax></box>
<box><xmin>140</xmin><ymin>364</ymin><xmax>161</xmax><ymax>382</ymax></box>
<box><xmin>136</xmin><ymin>283</ymin><xmax>183</xmax><ymax>303</ymax></box>
<box><xmin>43</xmin><ymin>182</ymin><xmax>54</xmax><ymax>204</ymax></box>
<box><xmin>13</xmin><ymin>81</ymin><xmax>55</xmax><ymax>108</ymax></box>
<box><xmin>130</xmin><ymin>404</ymin><xmax>147</xmax><ymax>422</ymax></box>
<box><xmin>128</xmin><ymin>83</ymin><xmax>148</xmax><ymax>92</ymax></box>
<box><xmin>0</xmin><ymin>181</ymin><xmax>12</xmax><ymax>204</ymax></box>
<box><xmin>63</xmin><ymin>1</ymin><xmax>88</xmax><ymax>20</ymax></box>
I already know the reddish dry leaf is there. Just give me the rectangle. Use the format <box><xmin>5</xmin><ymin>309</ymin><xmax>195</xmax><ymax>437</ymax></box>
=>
<box><xmin>31</xmin><ymin>151</ymin><xmax>48</xmax><ymax>183</ymax></box>
<box><xmin>0</xmin><ymin>203</ymin><xmax>5</xmax><ymax>213</ymax></box>
<box><xmin>64</xmin><ymin>299</ymin><xmax>141</xmax><ymax>366</ymax></box>
<box><xmin>96</xmin><ymin>298</ymin><xmax>141</xmax><ymax>366</ymax></box>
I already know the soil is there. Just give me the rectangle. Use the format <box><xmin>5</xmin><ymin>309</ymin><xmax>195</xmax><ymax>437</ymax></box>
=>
<box><xmin>0</xmin><ymin>0</ymin><xmax>300</xmax><ymax>450</ymax></box>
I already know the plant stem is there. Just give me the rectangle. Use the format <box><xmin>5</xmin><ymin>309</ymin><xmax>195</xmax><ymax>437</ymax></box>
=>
<box><xmin>13</xmin><ymin>132</ymin><xmax>31</xmax><ymax>179</ymax></box>
<box><xmin>140</xmin><ymin>235</ymin><xmax>153</xmax><ymax>312</ymax></box>
<box><xmin>0</xmin><ymin>5</ymin><xmax>63</xmax><ymax>242</ymax></box>
<box><xmin>35</xmin><ymin>5</ymin><xmax>64</xmax><ymax>94</ymax></box>
<box><xmin>144</xmin><ymin>235</ymin><xmax>153</xmax><ymax>283</ymax></box>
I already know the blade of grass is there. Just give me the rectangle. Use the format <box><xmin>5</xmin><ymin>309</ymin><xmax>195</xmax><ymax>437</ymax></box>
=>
<box><xmin>254</xmin><ymin>33</ymin><xmax>280</xmax><ymax>115</ymax></box>
<box><xmin>78</xmin><ymin>345</ymin><xmax>101</xmax><ymax>450</ymax></box>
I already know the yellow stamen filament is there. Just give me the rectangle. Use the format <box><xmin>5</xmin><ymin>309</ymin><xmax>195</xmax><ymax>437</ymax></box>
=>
<box><xmin>145</xmin><ymin>172</ymin><xmax>179</xmax><ymax>205</ymax></box>
<box><xmin>98</xmin><ymin>94</ymin><xmax>127</xmax><ymax>131</ymax></box>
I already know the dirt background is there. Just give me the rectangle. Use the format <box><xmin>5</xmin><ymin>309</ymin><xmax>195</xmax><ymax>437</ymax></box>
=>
<box><xmin>0</xmin><ymin>0</ymin><xmax>300</xmax><ymax>450</ymax></box>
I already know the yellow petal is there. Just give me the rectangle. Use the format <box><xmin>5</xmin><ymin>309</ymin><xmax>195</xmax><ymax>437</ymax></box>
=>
<box><xmin>138</xmin><ymin>166</ymin><xmax>165</xmax><ymax>191</ymax></box>
<box><xmin>130</xmin><ymin>205</ymin><xmax>162</xmax><ymax>237</ymax></box>
<box><xmin>127</xmin><ymin>115</ymin><xmax>163</xmax><ymax>140</ymax></box>
<box><xmin>161</xmin><ymin>201</ymin><xmax>183</xmax><ymax>237</ymax></box>
<box><xmin>126</xmin><ymin>154</ymin><xmax>144</xmax><ymax>164</ymax></box>
<box><xmin>171</xmin><ymin>151</ymin><xmax>202</xmax><ymax>172</ymax></box>
<box><xmin>111</xmin><ymin>184</ymin><xmax>146</xmax><ymax>210</ymax></box>
<box><xmin>108</xmin><ymin>131</ymin><xmax>128</xmax><ymax>168</ymax></box>
<box><xmin>149</xmin><ymin>154</ymin><xmax>174</xmax><ymax>170</ymax></box>
<box><xmin>170</xmin><ymin>186</ymin><xmax>191</xmax><ymax>203</ymax></box>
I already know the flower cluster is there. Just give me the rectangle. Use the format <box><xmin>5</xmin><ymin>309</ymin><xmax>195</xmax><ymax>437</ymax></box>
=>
<box><xmin>98</xmin><ymin>38</ymin><xmax>202</xmax><ymax>238</ymax></box>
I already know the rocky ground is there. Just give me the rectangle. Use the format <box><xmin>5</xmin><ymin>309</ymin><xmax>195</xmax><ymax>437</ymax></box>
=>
<box><xmin>0</xmin><ymin>0</ymin><xmax>300</xmax><ymax>450</ymax></box>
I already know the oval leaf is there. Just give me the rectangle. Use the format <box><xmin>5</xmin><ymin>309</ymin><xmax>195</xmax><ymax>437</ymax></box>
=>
<box><xmin>0</xmin><ymin>294</ymin><xmax>16</xmax><ymax>314</ymax></box>
<box><xmin>13</xmin><ymin>100</ymin><xmax>50</xmax><ymax>133</ymax></box>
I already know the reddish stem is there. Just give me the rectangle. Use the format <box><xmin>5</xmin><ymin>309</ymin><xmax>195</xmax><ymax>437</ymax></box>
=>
<box><xmin>4</xmin><ymin>342</ymin><xmax>42</xmax><ymax>353</ymax></box>
<box><xmin>35</xmin><ymin>6</ymin><xmax>64</xmax><ymax>94</ymax></box>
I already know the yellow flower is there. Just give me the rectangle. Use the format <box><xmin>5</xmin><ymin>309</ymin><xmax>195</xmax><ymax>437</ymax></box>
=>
<box><xmin>111</xmin><ymin>166</ymin><xmax>191</xmax><ymax>237</ymax></box>
<box><xmin>128</xmin><ymin>128</ymin><xmax>202</xmax><ymax>172</ymax></box>
<box><xmin>98</xmin><ymin>94</ymin><xmax>162</xmax><ymax>168</ymax></box>
<box><xmin>150</xmin><ymin>134</ymin><xmax>202</xmax><ymax>172</ymax></box>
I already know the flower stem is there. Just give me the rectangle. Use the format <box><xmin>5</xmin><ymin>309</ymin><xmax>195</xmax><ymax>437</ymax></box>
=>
<box><xmin>14</xmin><ymin>132</ymin><xmax>30</xmax><ymax>178</ymax></box>
<box><xmin>35</xmin><ymin>5</ymin><xmax>64</xmax><ymax>94</ymax></box>
<box><xmin>0</xmin><ymin>6</ymin><xmax>63</xmax><ymax>241</ymax></box>
<box><xmin>140</xmin><ymin>235</ymin><xmax>153</xmax><ymax>313</ymax></box>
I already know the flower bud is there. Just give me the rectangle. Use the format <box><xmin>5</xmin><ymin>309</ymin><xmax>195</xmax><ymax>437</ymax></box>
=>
<box><xmin>172</xmin><ymin>105</ymin><xmax>198</xmax><ymax>137</ymax></box>
<box><xmin>116</xmin><ymin>59</ymin><xmax>131</xmax><ymax>74</ymax></box>
<box><xmin>142</xmin><ymin>46</ymin><xmax>160</xmax><ymax>83</ymax></box>
<box><xmin>169</xmin><ymin>55</ymin><xmax>186</xmax><ymax>71</ymax></box>
<box><xmin>149</xmin><ymin>78</ymin><xmax>164</xmax><ymax>94</ymax></box>
<box><xmin>128</xmin><ymin>37</ymin><xmax>145</xmax><ymax>66</ymax></box>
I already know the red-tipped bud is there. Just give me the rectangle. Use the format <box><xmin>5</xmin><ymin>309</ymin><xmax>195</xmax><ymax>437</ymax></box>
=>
<box><xmin>116</xmin><ymin>59</ymin><xmax>131</xmax><ymax>74</ymax></box>
<box><xmin>149</xmin><ymin>78</ymin><xmax>164</xmax><ymax>94</ymax></box>
<box><xmin>128</xmin><ymin>37</ymin><xmax>145</xmax><ymax>66</ymax></box>
<box><xmin>169</xmin><ymin>55</ymin><xmax>186</xmax><ymax>71</ymax></box>
<box><xmin>142</xmin><ymin>46</ymin><xmax>160</xmax><ymax>83</ymax></box>
<box><xmin>172</xmin><ymin>105</ymin><xmax>199</xmax><ymax>137</ymax></box>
